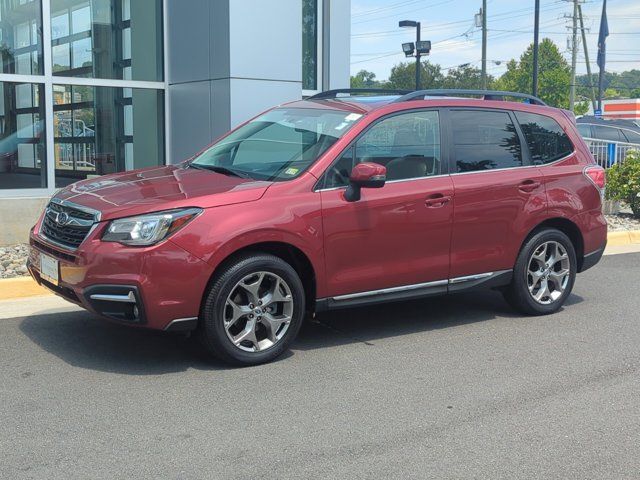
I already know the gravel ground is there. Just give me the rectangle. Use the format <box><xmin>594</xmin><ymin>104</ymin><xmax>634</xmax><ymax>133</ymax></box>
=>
<box><xmin>605</xmin><ymin>213</ymin><xmax>640</xmax><ymax>232</ymax></box>
<box><xmin>0</xmin><ymin>244</ymin><xmax>29</xmax><ymax>279</ymax></box>
<box><xmin>1</xmin><ymin>210</ymin><xmax>639</xmax><ymax>279</ymax></box>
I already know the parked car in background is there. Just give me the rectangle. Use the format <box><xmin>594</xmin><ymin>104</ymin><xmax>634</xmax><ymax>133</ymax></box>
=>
<box><xmin>27</xmin><ymin>89</ymin><xmax>607</xmax><ymax>365</ymax></box>
<box><xmin>576</xmin><ymin>116</ymin><xmax>640</xmax><ymax>145</ymax></box>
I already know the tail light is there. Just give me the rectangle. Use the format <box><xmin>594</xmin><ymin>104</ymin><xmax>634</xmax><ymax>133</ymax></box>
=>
<box><xmin>584</xmin><ymin>165</ymin><xmax>606</xmax><ymax>192</ymax></box>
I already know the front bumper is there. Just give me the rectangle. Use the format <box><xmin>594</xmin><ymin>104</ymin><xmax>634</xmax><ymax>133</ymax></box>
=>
<box><xmin>28</xmin><ymin>226</ymin><xmax>214</xmax><ymax>331</ymax></box>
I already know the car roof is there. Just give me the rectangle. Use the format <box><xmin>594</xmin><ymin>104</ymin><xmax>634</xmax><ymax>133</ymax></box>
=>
<box><xmin>576</xmin><ymin>116</ymin><xmax>640</xmax><ymax>131</ymax></box>
<box><xmin>282</xmin><ymin>89</ymin><xmax>558</xmax><ymax>117</ymax></box>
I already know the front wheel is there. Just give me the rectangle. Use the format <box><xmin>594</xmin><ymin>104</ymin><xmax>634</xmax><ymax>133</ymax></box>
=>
<box><xmin>504</xmin><ymin>229</ymin><xmax>577</xmax><ymax>315</ymax></box>
<box><xmin>197</xmin><ymin>253</ymin><xmax>306</xmax><ymax>366</ymax></box>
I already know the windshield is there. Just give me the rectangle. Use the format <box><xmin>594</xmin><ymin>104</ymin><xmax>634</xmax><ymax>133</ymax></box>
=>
<box><xmin>190</xmin><ymin>108</ymin><xmax>363</xmax><ymax>181</ymax></box>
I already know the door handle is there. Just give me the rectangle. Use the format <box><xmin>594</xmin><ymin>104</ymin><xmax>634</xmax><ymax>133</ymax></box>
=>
<box><xmin>518</xmin><ymin>180</ymin><xmax>541</xmax><ymax>193</ymax></box>
<box><xmin>425</xmin><ymin>194</ymin><xmax>451</xmax><ymax>208</ymax></box>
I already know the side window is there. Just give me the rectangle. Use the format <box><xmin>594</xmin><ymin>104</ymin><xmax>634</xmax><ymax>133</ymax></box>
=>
<box><xmin>622</xmin><ymin>129</ymin><xmax>640</xmax><ymax>144</ymax></box>
<box><xmin>450</xmin><ymin>110</ymin><xmax>522</xmax><ymax>172</ymax></box>
<box><xmin>323</xmin><ymin>110</ymin><xmax>441</xmax><ymax>188</ymax></box>
<box><xmin>593</xmin><ymin>125</ymin><xmax>624</xmax><ymax>142</ymax></box>
<box><xmin>577</xmin><ymin>124</ymin><xmax>592</xmax><ymax>138</ymax></box>
<box><xmin>515</xmin><ymin>111</ymin><xmax>574</xmax><ymax>164</ymax></box>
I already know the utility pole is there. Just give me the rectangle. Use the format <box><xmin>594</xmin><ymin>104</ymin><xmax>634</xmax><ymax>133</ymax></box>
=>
<box><xmin>569</xmin><ymin>0</ymin><xmax>578</xmax><ymax>111</ymax></box>
<box><xmin>578</xmin><ymin>4</ymin><xmax>597</xmax><ymax>111</ymax></box>
<box><xmin>481</xmin><ymin>0</ymin><xmax>487</xmax><ymax>89</ymax></box>
<box><xmin>532</xmin><ymin>0</ymin><xmax>540</xmax><ymax>97</ymax></box>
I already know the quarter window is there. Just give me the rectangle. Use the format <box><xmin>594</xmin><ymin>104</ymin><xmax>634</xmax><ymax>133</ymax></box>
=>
<box><xmin>323</xmin><ymin>110</ymin><xmax>441</xmax><ymax>188</ymax></box>
<box><xmin>451</xmin><ymin>110</ymin><xmax>522</xmax><ymax>172</ymax></box>
<box><xmin>515</xmin><ymin>112</ymin><xmax>574</xmax><ymax>164</ymax></box>
<box><xmin>622</xmin><ymin>129</ymin><xmax>640</xmax><ymax>144</ymax></box>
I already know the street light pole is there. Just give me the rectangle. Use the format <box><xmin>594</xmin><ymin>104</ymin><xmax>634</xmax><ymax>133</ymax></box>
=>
<box><xmin>532</xmin><ymin>0</ymin><xmax>540</xmax><ymax>97</ymax></box>
<box><xmin>415</xmin><ymin>21</ymin><xmax>421</xmax><ymax>90</ymax></box>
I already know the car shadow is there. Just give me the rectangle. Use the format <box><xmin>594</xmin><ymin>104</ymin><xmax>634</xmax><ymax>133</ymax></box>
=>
<box><xmin>19</xmin><ymin>290</ymin><xmax>584</xmax><ymax>374</ymax></box>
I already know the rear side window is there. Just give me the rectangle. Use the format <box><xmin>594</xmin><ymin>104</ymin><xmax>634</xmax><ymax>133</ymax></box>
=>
<box><xmin>593</xmin><ymin>125</ymin><xmax>624</xmax><ymax>142</ymax></box>
<box><xmin>450</xmin><ymin>110</ymin><xmax>522</xmax><ymax>172</ymax></box>
<box><xmin>515</xmin><ymin>112</ymin><xmax>574</xmax><ymax>164</ymax></box>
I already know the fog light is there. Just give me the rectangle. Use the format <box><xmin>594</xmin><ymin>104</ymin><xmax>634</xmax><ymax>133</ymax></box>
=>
<box><xmin>133</xmin><ymin>305</ymin><xmax>139</xmax><ymax>318</ymax></box>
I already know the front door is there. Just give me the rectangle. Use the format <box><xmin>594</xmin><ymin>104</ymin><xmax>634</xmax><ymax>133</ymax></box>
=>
<box><xmin>319</xmin><ymin>109</ymin><xmax>454</xmax><ymax>298</ymax></box>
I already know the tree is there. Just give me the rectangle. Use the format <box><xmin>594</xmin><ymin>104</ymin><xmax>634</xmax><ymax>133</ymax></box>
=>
<box><xmin>442</xmin><ymin>64</ymin><xmax>493</xmax><ymax>89</ymax></box>
<box><xmin>495</xmin><ymin>38</ymin><xmax>571</xmax><ymax>109</ymax></box>
<box><xmin>350</xmin><ymin>70</ymin><xmax>381</xmax><ymax>89</ymax></box>
<box><xmin>387</xmin><ymin>60</ymin><xmax>444</xmax><ymax>90</ymax></box>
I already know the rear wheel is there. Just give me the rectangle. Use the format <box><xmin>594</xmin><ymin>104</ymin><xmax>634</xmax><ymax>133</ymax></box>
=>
<box><xmin>504</xmin><ymin>229</ymin><xmax>577</xmax><ymax>315</ymax></box>
<box><xmin>197</xmin><ymin>253</ymin><xmax>305</xmax><ymax>366</ymax></box>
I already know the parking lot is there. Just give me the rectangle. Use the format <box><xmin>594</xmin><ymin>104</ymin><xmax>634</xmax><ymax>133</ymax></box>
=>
<box><xmin>1</xmin><ymin>252</ymin><xmax>639</xmax><ymax>479</ymax></box>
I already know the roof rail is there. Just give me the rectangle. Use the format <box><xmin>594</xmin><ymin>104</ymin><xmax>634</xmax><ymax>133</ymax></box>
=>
<box><xmin>393</xmin><ymin>89</ymin><xmax>547</xmax><ymax>106</ymax></box>
<box><xmin>308</xmin><ymin>88</ymin><xmax>412</xmax><ymax>100</ymax></box>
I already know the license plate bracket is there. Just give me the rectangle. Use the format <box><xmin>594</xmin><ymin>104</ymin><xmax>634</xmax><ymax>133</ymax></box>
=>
<box><xmin>39</xmin><ymin>253</ymin><xmax>59</xmax><ymax>285</ymax></box>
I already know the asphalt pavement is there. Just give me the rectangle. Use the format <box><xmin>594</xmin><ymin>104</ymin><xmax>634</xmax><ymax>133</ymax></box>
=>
<box><xmin>1</xmin><ymin>253</ymin><xmax>640</xmax><ymax>479</ymax></box>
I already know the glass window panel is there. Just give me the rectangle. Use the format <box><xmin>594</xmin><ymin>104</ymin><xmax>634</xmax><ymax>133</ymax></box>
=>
<box><xmin>451</xmin><ymin>110</ymin><xmax>523</xmax><ymax>172</ymax></box>
<box><xmin>302</xmin><ymin>0</ymin><xmax>318</xmax><ymax>90</ymax></box>
<box><xmin>0</xmin><ymin>82</ymin><xmax>47</xmax><ymax>190</ymax></box>
<box><xmin>50</xmin><ymin>0</ymin><xmax>163</xmax><ymax>81</ymax></box>
<box><xmin>515</xmin><ymin>111</ymin><xmax>574</xmax><ymax>165</ymax></box>
<box><xmin>51</xmin><ymin>12</ymin><xmax>69</xmax><ymax>39</ymax></box>
<box><xmin>15</xmin><ymin>53</ymin><xmax>32</xmax><ymax>74</ymax></box>
<box><xmin>53</xmin><ymin>85</ymin><xmax>164</xmax><ymax>188</ymax></box>
<box><xmin>16</xmin><ymin>22</ymin><xmax>31</xmax><ymax>47</ymax></box>
<box><xmin>72</xmin><ymin>37</ymin><xmax>92</xmax><ymax>69</ymax></box>
<box><xmin>0</xmin><ymin>0</ymin><xmax>43</xmax><ymax>75</ymax></box>
<box><xmin>122</xmin><ymin>27</ymin><xmax>131</xmax><ymax>60</ymax></box>
<box><xmin>71</xmin><ymin>5</ymin><xmax>91</xmax><ymax>34</ymax></box>
<box><xmin>16</xmin><ymin>83</ymin><xmax>34</xmax><ymax>108</ymax></box>
<box><xmin>52</xmin><ymin>43</ymin><xmax>71</xmax><ymax>72</ymax></box>
<box><xmin>17</xmin><ymin>143</ymin><xmax>36</xmax><ymax>168</ymax></box>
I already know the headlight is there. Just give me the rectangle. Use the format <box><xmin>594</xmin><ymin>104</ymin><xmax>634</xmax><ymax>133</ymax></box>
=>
<box><xmin>102</xmin><ymin>208</ymin><xmax>202</xmax><ymax>246</ymax></box>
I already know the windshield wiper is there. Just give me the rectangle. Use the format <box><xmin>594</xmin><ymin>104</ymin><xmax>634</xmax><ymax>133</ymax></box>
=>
<box><xmin>189</xmin><ymin>163</ymin><xmax>251</xmax><ymax>179</ymax></box>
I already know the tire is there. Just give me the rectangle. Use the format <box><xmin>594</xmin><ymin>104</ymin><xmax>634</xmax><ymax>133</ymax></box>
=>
<box><xmin>504</xmin><ymin>229</ymin><xmax>577</xmax><ymax>316</ymax></box>
<box><xmin>196</xmin><ymin>253</ymin><xmax>305</xmax><ymax>366</ymax></box>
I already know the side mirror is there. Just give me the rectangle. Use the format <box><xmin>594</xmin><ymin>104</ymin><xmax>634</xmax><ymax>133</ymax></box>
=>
<box><xmin>344</xmin><ymin>162</ymin><xmax>386</xmax><ymax>202</ymax></box>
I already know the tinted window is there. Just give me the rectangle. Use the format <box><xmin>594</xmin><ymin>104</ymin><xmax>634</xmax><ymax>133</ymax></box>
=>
<box><xmin>577</xmin><ymin>124</ymin><xmax>592</xmax><ymax>137</ymax></box>
<box><xmin>621</xmin><ymin>129</ymin><xmax>640</xmax><ymax>144</ymax></box>
<box><xmin>324</xmin><ymin>110</ymin><xmax>441</xmax><ymax>188</ymax></box>
<box><xmin>451</xmin><ymin>110</ymin><xmax>522</xmax><ymax>172</ymax></box>
<box><xmin>593</xmin><ymin>125</ymin><xmax>624</xmax><ymax>142</ymax></box>
<box><xmin>515</xmin><ymin>112</ymin><xmax>574</xmax><ymax>164</ymax></box>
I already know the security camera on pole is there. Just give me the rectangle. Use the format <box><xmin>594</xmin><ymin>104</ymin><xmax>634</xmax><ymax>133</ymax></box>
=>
<box><xmin>399</xmin><ymin>20</ymin><xmax>431</xmax><ymax>90</ymax></box>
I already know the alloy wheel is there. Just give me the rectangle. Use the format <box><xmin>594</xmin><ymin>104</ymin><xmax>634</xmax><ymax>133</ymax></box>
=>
<box><xmin>526</xmin><ymin>241</ymin><xmax>571</xmax><ymax>305</ymax></box>
<box><xmin>223</xmin><ymin>271</ymin><xmax>294</xmax><ymax>352</ymax></box>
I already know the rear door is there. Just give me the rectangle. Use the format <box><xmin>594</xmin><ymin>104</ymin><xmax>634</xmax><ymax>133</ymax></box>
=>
<box><xmin>446</xmin><ymin>108</ymin><xmax>547</xmax><ymax>279</ymax></box>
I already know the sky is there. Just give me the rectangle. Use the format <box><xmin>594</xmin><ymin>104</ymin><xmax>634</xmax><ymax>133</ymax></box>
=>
<box><xmin>350</xmin><ymin>0</ymin><xmax>640</xmax><ymax>81</ymax></box>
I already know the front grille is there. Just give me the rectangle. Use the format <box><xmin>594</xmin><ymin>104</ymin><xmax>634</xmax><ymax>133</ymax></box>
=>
<box><xmin>40</xmin><ymin>201</ymin><xmax>99</xmax><ymax>249</ymax></box>
<box><xmin>30</xmin><ymin>238</ymin><xmax>77</xmax><ymax>262</ymax></box>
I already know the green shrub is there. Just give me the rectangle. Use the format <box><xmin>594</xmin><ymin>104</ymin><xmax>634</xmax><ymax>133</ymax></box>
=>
<box><xmin>606</xmin><ymin>149</ymin><xmax>640</xmax><ymax>218</ymax></box>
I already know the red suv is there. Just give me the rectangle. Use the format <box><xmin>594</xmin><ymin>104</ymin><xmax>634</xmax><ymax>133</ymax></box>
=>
<box><xmin>28</xmin><ymin>89</ymin><xmax>607</xmax><ymax>365</ymax></box>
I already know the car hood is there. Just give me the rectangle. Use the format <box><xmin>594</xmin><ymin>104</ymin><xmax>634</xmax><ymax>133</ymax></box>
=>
<box><xmin>54</xmin><ymin>164</ymin><xmax>272</xmax><ymax>221</ymax></box>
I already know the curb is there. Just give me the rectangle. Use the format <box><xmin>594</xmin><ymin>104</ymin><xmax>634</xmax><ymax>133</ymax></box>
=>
<box><xmin>2</xmin><ymin>229</ymin><xmax>640</xmax><ymax>302</ymax></box>
<box><xmin>0</xmin><ymin>277</ymin><xmax>49</xmax><ymax>301</ymax></box>
<box><xmin>607</xmin><ymin>229</ymin><xmax>640</xmax><ymax>247</ymax></box>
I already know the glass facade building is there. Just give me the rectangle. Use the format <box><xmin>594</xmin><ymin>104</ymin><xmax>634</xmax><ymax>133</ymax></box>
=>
<box><xmin>0</xmin><ymin>0</ymin><xmax>165</xmax><ymax>194</ymax></box>
<box><xmin>0</xmin><ymin>0</ymin><xmax>349</xmax><ymax>243</ymax></box>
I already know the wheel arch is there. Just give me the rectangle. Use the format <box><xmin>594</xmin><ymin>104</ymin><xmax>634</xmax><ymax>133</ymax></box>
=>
<box><xmin>524</xmin><ymin>217</ymin><xmax>585</xmax><ymax>270</ymax></box>
<box><xmin>201</xmin><ymin>241</ymin><xmax>318</xmax><ymax>315</ymax></box>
